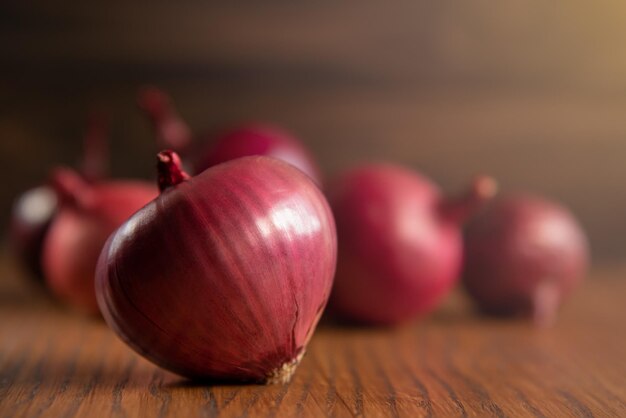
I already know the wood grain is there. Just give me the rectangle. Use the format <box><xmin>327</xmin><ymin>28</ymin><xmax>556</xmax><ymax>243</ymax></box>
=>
<box><xmin>0</xmin><ymin>253</ymin><xmax>625</xmax><ymax>418</ymax></box>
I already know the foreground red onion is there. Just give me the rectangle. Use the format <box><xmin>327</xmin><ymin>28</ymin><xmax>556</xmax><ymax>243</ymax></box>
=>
<box><xmin>328</xmin><ymin>164</ymin><xmax>496</xmax><ymax>325</ymax></box>
<box><xmin>96</xmin><ymin>152</ymin><xmax>336</xmax><ymax>383</ymax></box>
<box><xmin>43</xmin><ymin>169</ymin><xmax>157</xmax><ymax>313</ymax></box>
<box><xmin>10</xmin><ymin>111</ymin><xmax>109</xmax><ymax>280</ymax></box>
<box><xmin>463</xmin><ymin>194</ymin><xmax>589</xmax><ymax>326</ymax></box>
<box><xmin>137</xmin><ymin>87</ymin><xmax>321</xmax><ymax>182</ymax></box>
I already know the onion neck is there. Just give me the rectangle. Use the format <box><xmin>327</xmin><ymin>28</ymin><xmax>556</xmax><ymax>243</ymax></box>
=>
<box><xmin>138</xmin><ymin>87</ymin><xmax>192</xmax><ymax>152</ymax></box>
<box><xmin>50</xmin><ymin>167</ymin><xmax>93</xmax><ymax>210</ymax></box>
<box><xmin>157</xmin><ymin>150</ymin><xmax>191</xmax><ymax>191</ymax></box>
<box><xmin>79</xmin><ymin>109</ymin><xmax>109</xmax><ymax>182</ymax></box>
<box><xmin>438</xmin><ymin>175</ymin><xmax>498</xmax><ymax>225</ymax></box>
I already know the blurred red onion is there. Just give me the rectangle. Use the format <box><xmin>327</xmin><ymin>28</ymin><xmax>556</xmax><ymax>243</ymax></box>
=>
<box><xmin>10</xmin><ymin>111</ymin><xmax>109</xmax><ymax>280</ymax></box>
<box><xmin>463</xmin><ymin>194</ymin><xmax>589</xmax><ymax>326</ymax></box>
<box><xmin>137</xmin><ymin>87</ymin><xmax>321</xmax><ymax>183</ymax></box>
<box><xmin>328</xmin><ymin>163</ymin><xmax>496</xmax><ymax>325</ymax></box>
<box><xmin>43</xmin><ymin>168</ymin><xmax>157</xmax><ymax>314</ymax></box>
<box><xmin>10</xmin><ymin>187</ymin><xmax>58</xmax><ymax>279</ymax></box>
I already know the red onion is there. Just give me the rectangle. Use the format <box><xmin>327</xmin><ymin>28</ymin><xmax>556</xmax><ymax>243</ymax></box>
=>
<box><xmin>194</xmin><ymin>124</ymin><xmax>321</xmax><ymax>183</ymax></box>
<box><xmin>136</xmin><ymin>87</ymin><xmax>192</xmax><ymax>152</ymax></box>
<box><xmin>328</xmin><ymin>163</ymin><xmax>497</xmax><ymax>325</ymax></box>
<box><xmin>10</xmin><ymin>111</ymin><xmax>109</xmax><ymax>280</ymax></box>
<box><xmin>96</xmin><ymin>151</ymin><xmax>336</xmax><ymax>383</ymax></box>
<box><xmin>462</xmin><ymin>194</ymin><xmax>589</xmax><ymax>326</ymax></box>
<box><xmin>10</xmin><ymin>186</ymin><xmax>58</xmax><ymax>279</ymax></box>
<box><xmin>43</xmin><ymin>169</ymin><xmax>158</xmax><ymax>314</ymax></box>
<box><xmin>137</xmin><ymin>87</ymin><xmax>321</xmax><ymax>183</ymax></box>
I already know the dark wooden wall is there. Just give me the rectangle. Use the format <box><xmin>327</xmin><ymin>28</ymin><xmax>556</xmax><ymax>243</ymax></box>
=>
<box><xmin>2</xmin><ymin>2</ymin><xmax>626</xmax><ymax>261</ymax></box>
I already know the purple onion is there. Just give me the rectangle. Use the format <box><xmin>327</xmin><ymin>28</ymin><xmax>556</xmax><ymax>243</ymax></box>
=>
<box><xmin>463</xmin><ymin>194</ymin><xmax>589</xmax><ymax>326</ymax></box>
<box><xmin>137</xmin><ymin>87</ymin><xmax>321</xmax><ymax>183</ymax></box>
<box><xmin>328</xmin><ymin>163</ymin><xmax>496</xmax><ymax>325</ymax></box>
<box><xmin>10</xmin><ymin>111</ymin><xmax>109</xmax><ymax>280</ymax></box>
<box><xmin>43</xmin><ymin>168</ymin><xmax>158</xmax><ymax>313</ymax></box>
<box><xmin>96</xmin><ymin>151</ymin><xmax>336</xmax><ymax>383</ymax></box>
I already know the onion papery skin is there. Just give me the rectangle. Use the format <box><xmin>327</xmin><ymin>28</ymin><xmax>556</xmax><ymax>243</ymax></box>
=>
<box><xmin>96</xmin><ymin>155</ymin><xmax>337</xmax><ymax>383</ymax></box>
<box><xmin>43</xmin><ymin>173</ymin><xmax>158</xmax><ymax>314</ymax></box>
<box><xmin>328</xmin><ymin>164</ymin><xmax>494</xmax><ymax>325</ymax></box>
<box><xmin>462</xmin><ymin>194</ymin><xmax>589</xmax><ymax>325</ymax></box>
<box><xmin>193</xmin><ymin>124</ymin><xmax>321</xmax><ymax>184</ymax></box>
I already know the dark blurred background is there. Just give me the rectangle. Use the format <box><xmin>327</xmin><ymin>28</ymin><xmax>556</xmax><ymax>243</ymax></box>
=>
<box><xmin>1</xmin><ymin>2</ymin><xmax>625</xmax><ymax>263</ymax></box>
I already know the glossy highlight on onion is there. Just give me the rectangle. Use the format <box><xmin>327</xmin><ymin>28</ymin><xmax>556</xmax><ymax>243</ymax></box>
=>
<box><xmin>463</xmin><ymin>194</ymin><xmax>589</xmax><ymax>326</ymax></box>
<box><xmin>43</xmin><ymin>169</ymin><xmax>158</xmax><ymax>314</ymax></box>
<box><xmin>96</xmin><ymin>151</ymin><xmax>337</xmax><ymax>383</ymax></box>
<box><xmin>328</xmin><ymin>163</ymin><xmax>497</xmax><ymax>325</ymax></box>
<box><xmin>138</xmin><ymin>86</ymin><xmax>321</xmax><ymax>183</ymax></box>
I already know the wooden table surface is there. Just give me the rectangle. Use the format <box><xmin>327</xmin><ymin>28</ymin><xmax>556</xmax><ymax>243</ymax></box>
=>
<box><xmin>1</xmin><ymin>254</ymin><xmax>625</xmax><ymax>418</ymax></box>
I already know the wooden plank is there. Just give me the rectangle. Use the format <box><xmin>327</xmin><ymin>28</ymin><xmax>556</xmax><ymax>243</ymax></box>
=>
<box><xmin>0</xmin><ymin>254</ymin><xmax>625</xmax><ymax>417</ymax></box>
